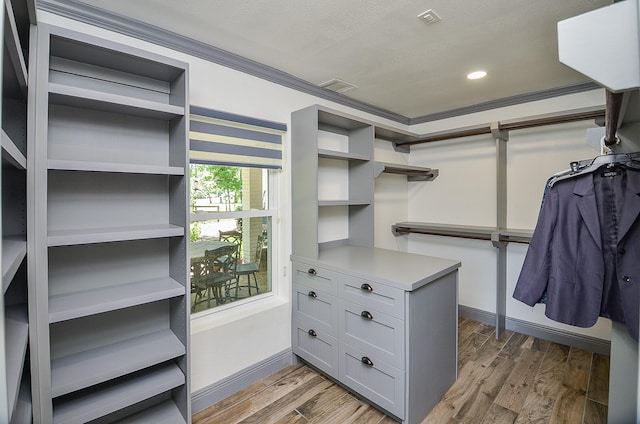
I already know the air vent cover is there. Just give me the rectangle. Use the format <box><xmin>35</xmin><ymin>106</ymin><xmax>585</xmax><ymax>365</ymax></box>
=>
<box><xmin>319</xmin><ymin>78</ymin><xmax>358</xmax><ymax>93</ymax></box>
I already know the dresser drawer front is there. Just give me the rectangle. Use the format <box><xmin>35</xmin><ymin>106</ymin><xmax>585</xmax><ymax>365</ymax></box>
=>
<box><xmin>339</xmin><ymin>299</ymin><xmax>404</xmax><ymax>368</ymax></box>
<box><xmin>339</xmin><ymin>275</ymin><xmax>405</xmax><ymax>318</ymax></box>
<box><xmin>293</xmin><ymin>282</ymin><xmax>338</xmax><ymax>336</ymax></box>
<box><xmin>292</xmin><ymin>262</ymin><xmax>338</xmax><ymax>295</ymax></box>
<box><xmin>339</xmin><ymin>343</ymin><xmax>405</xmax><ymax>418</ymax></box>
<box><xmin>293</xmin><ymin>318</ymin><xmax>339</xmax><ymax>379</ymax></box>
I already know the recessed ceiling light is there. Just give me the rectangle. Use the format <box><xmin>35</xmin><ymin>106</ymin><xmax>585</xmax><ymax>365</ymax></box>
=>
<box><xmin>467</xmin><ymin>71</ymin><xmax>487</xmax><ymax>80</ymax></box>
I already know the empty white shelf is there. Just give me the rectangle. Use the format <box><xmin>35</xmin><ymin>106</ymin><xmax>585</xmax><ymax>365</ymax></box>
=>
<box><xmin>2</xmin><ymin>237</ymin><xmax>26</xmax><ymax>292</ymax></box>
<box><xmin>49</xmin><ymin>277</ymin><xmax>185</xmax><ymax>323</ymax></box>
<box><xmin>48</xmin><ymin>83</ymin><xmax>185</xmax><ymax>120</ymax></box>
<box><xmin>317</xmin><ymin>149</ymin><xmax>370</xmax><ymax>161</ymax></box>
<box><xmin>116</xmin><ymin>400</ymin><xmax>186</xmax><ymax>423</ymax></box>
<box><xmin>48</xmin><ymin>224</ymin><xmax>184</xmax><ymax>246</ymax></box>
<box><xmin>5</xmin><ymin>306</ymin><xmax>28</xmax><ymax>416</ymax></box>
<box><xmin>48</xmin><ymin>159</ymin><xmax>184</xmax><ymax>176</ymax></box>
<box><xmin>374</xmin><ymin>162</ymin><xmax>438</xmax><ymax>181</ymax></box>
<box><xmin>2</xmin><ymin>130</ymin><xmax>27</xmax><ymax>170</ymax></box>
<box><xmin>52</xmin><ymin>362</ymin><xmax>185</xmax><ymax>424</ymax></box>
<box><xmin>51</xmin><ymin>329</ymin><xmax>185</xmax><ymax>397</ymax></box>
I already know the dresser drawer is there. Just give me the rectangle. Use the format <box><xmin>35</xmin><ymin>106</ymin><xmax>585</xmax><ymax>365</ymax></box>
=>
<box><xmin>339</xmin><ymin>343</ymin><xmax>405</xmax><ymax>419</ymax></box>
<box><xmin>338</xmin><ymin>299</ymin><xmax>404</xmax><ymax>368</ymax></box>
<box><xmin>292</xmin><ymin>261</ymin><xmax>338</xmax><ymax>296</ymax></box>
<box><xmin>293</xmin><ymin>281</ymin><xmax>338</xmax><ymax>336</ymax></box>
<box><xmin>339</xmin><ymin>274</ymin><xmax>405</xmax><ymax>319</ymax></box>
<box><xmin>293</xmin><ymin>317</ymin><xmax>339</xmax><ymax>379</ymax></box>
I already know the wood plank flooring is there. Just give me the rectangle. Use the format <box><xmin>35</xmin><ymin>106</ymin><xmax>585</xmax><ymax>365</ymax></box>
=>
<box><xmin>192</xmin><ymin>317</ymin><xmax>610</xmax><ymax>424</ymax></box>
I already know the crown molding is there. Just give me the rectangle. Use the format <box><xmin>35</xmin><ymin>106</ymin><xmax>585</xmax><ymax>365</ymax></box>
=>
<box><xmin>37</xmin><ymin>0</ymin><xmax>601</xmax><ymax>127</ymax></box>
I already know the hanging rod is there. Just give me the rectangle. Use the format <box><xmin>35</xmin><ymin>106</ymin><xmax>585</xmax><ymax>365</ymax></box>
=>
<box><xmin>604</xmin><ymin>90</ymin><xmax>624</xmax><ymax>146</ymax></box>
<box><xmin>396</xmin><ymin>106</ymin><xmax>605</xmax><ymax>147</ymax></box>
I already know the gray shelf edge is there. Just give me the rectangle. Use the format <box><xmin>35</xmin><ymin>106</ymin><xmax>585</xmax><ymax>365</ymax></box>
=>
<box><xmin>48</xmin><ymin>83</ymin><xmax>185</xmax><ymax>120</ymax></box>
<box><xmin>2</xmin><ymin>130</ymin><xmax>27</xmax><ymax>170</ymax></box>
<box><xmin>317</xmin><ymin>148</ymin><xmax>370</xmax><ymax>161</ymax></box>
<box><xmin>2</xmin><ymin>237</ymin><xmax>26</xmax><ymax>292</ymax></box>
<box><xmin>5</xmin><ymin>306</ymin><xmax>28</xmax><ymax>416</ymax></box>
<box><xmin>373</xmin><ymin>162</ymin><xmax>438</xmax><ymax>181</ymax></box>
<box><xmin>318</xmin><ymin>200</ymin><xmax>372</xmax><ymax>207</ymax></box>
<box><xmin>47</xmin><ymin>224</ymin><xmax>184</xmax><ymax>247</ymax></box>
<box><xmin>11</xmin><ymin>377</ymin><xmax>32</xmax><ymax>424</ymax></box>
<box><xmin>52</xmin><ymin>362</ymin><xmax>185</xmax><ymax>424</ymax></box>
<box><xmin>48</xmin><ymin>159</ymin><xmax>184</xmax><ymax>176</ymax></box>
<box><xmin>49</xmin><ymin>277</ymin><xmax>184</xmax><ymax>323</ymax></box>
<box><xmin>3</xmin><ymin>0</ymin><xmax>28</xmax><ymax>92</ymax></box>
<box><xmin>115</xmin><ymin>400</ymin><xmax>186</xmax><ymax>424</ymax></box>
<box><xmin>50</xmin><ymin>329</ymin><xmax>185</xmax><ymax>398</ymax></box>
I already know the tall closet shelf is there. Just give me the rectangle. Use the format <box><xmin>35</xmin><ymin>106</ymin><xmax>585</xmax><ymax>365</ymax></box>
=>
<box><xmin>3</xmin><ymin>0</ymin><xmax>28</xmax><ymax>94</ymax></box>
<box><xmin>48</xmin><ymin>224</ymin><xmax>184</xmax><ymax>247</ymax></box>
<box><xmin>318</xmin><ymin>148</ymin><xmax>370</xmax><ymax>161</ymax></box>
<box><xmin>52</xmin><ymin>362</ymin><xmax>185</xmax><ymax>424</ymax></box>
<box><xmin>48</xmin><ymin>159</ymin><xmax>184</xmax><ymax>176</ymax></box>
<box><xmin>2</xmin><ymin>236</ymin><xmax>25</xmax><ymax>291</ymax></box>
<box><xmin>50</xmin><ymin>328</ymin><xmax>185</xmax><ymax>398</ymax></box>
<box><xmin>2</xmin><ymin>129</ymin><xmax>26</xmax><ymax>169</ymax></box>
<box><xmin>5</xmin><ymin>305</ymin><xmax>28</xmax><ymax>417</ymax></box>
<box><xmin>374</xmin><ymin>162</ymin><xmax>438</xmax><ymax>181</ymax></box>
<box><xmin>318</xmin><ymin>199</ymin><xmax>371</xmax><ymax>207</ymax></box>
<box><xmin>49</xmin><ymin>277</ymin><xmax>185</xmax><ymax>323</ymax></box>
<box><xmin>48</xmin><ymin>83</ymin><xmax>185</xmax><ymax>120</ymax></box>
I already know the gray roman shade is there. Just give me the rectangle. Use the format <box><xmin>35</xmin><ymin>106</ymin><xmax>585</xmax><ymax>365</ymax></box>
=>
<box><xmin>189</xmin><ymin>106</ymin><xmax>286</xmax><ymax>169</ymax></box>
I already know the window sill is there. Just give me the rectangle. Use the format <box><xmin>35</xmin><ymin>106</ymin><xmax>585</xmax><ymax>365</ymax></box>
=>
<box><xmin>190</xmin><ymin>294</ymin><xmax>288</xmax><ymax>335</ymax></box>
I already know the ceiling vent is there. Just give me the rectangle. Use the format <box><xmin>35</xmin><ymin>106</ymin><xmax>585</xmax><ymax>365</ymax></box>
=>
<box><xmin>417</xmin><ymin>9</ymin><xmax>441</xmax><ymax>24</ymax></box>
<box><xmin>319</xmin><ymin>78</ymin><xmax>358</xmax><ymax>94</ymax></box>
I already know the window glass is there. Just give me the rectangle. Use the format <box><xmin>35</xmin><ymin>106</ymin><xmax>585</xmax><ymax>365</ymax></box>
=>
<box><xmin>190</xmin><ymin>164</ymin><xmax>272</xmax><ymax>314</ymax></box>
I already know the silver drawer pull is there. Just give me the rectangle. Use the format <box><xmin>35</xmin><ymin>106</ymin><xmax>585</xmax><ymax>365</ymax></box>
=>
<box><xmin>360</xmin><ymin>283</ymin><xmax>373</xmax><ymax>292</ymax></box>
<box><xmin>307</xmin><ymin>268</ymin><xmax>317</xmax><ymax>276</ymax></box>
<box><xmin>308</xmin><ymin>290</ymin><xmax>317</xmax><ymax>298</ymax></box>
<box><xmin>360</xmin><ymin>311</ymin><xmax>373</xmax><ymax>320</ymax></box>
<box><xmin>361</xmin><ymin>356</ymin><xmax>374</xmax><ymax>367</ymax></box>
<box><xmin>308</xmin><ymin>329</ymin><xmax>317</xmax><ymax>337</ymax></box>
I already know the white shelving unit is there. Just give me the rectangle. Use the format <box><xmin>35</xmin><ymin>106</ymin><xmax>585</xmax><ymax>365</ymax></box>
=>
<box><xmin>1</xmin><ymin>0</ymin><xmax>35</xmax><ymax>422</ymax></box>
<box><xmin>29</xmin><ymin>24</ymin><xmax>190</xmax><ymax>423</ymax></box>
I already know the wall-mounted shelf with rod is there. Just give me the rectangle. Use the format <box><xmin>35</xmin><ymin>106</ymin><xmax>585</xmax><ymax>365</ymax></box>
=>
<box><xmin>374</xmin><ymin>162</ymin><xmax>438</xmax><ymax>181</ymax></box>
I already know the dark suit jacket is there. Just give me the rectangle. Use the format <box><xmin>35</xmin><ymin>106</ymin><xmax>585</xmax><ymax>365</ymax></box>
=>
<box><xmin>513</xmin><ymin>168</ymin><xmax>640</xmax><ymax>340</ymax></box>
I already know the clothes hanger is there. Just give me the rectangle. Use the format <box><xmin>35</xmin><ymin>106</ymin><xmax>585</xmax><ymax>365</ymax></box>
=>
<box><xmin>548</xmin><ymin>152</ymin><xmax>640</xmax><ymax>187</ymax></box>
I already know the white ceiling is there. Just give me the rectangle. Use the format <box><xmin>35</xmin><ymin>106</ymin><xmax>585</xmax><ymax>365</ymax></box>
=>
<box><xmin>51</xmin><ymin>0</ymin><xmax>612</xmax><ymax>120</ymax></box>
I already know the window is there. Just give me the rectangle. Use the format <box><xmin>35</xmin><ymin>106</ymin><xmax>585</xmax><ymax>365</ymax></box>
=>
<box><xmin>188</xmin><ymin>107</ymin><xmax>285</xmax><ymax>315</ymax></box>
<box><xmin>190</xmin><ymin>164</ymin><xmax>276</xmax><ymax>313</ymax></box>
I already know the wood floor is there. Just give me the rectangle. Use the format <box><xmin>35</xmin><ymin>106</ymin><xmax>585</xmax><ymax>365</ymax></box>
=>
<box><xmin>192</xmin><ymin>317</ymin><xmax>610</xmax><ymax>424</ymax></box>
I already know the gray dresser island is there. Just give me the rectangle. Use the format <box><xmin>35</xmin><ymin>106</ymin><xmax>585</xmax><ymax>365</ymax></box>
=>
<box><xmin>291</xmin><ymin>245</ymin><xmax>460</xmax><ymax>424</ymax></box>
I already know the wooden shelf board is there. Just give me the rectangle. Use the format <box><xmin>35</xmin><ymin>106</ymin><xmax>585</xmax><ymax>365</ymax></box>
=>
<box><xmin>48</xmin><ymin>224</ymin><xmax>184</xmax><ymax>246</ymax></box>
<box><xmin>48</xmin><ymin>159</ymin><xmax>184</xmax><ymax>175</ymax></box>
<box><xmin>116</xmin><ymin>400</ymin><xmax>186</xmax><ymax>424</ymax></box>
<box><xmin>318</xmin><ymin>200</ymin><xmax>371</xmax><ymax>207</ymax></box>
<box><xmin>2</xmin><ymin>237</ymin><xmax>26</xmax><ymax>292</ymax></box>
<box><xmin>5</xmin><ymin>306</ymin><xmax>28</xmax><ymax>415</ymax></box>
<box><xmin>51</xmin><ymin>329</ymin><xmax>185</xmax><ymax>398</ymax></box>
<box><xmin>318</xmin><ymin>149</ymin><xmax>370</xmax><ymax>161</ymax></box>
<box><xmin>52</xmin><ymin>362</ymin><xmax>185</xmax><ymax>424</ymax></box>
<box><xmin>2</xmin><ymin>130</ymin><xmax>27</xmax><ymax>170</ymax></box>
<box><xmin>48</xmin><ymin>83</ymin><xmax>184</xmax><ymax>120</ymax></box>
<box><xmin>49</xmin><ymin>277</ymin><xmax>185</xmax><ymax>323</ymax></box>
